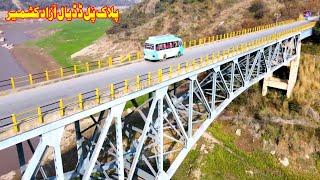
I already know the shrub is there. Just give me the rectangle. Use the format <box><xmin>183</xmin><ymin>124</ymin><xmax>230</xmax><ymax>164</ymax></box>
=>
<box><xmin>248</xmin><ymin>0</ymin><xmax>266</xmax><ymax>19</ymax></box>
<box><xmin>155</xmin><ymin>1</ymin><xmax>166</xmax><ymax>14</ymax></box>
<box><xmin>154</xmin><ymin>17</ymin><xmax>164</xmax><ymax>29</ymax></box>
<box><xmin>288</xmin><ymin>100</ymin><xmax>301</xmax><ymax>113</ymax></box>
<box><xmin>215</xmin><ymin>26</ymin><xmax>227</xmax><ymax>35</ymax></box>
<box><xmin>314</xmin><ymin>21</ymin><xmax>320</xmax><ymax>41</ymax></box>
<box><xmin>315</xmin><ymin>128</ymin><xmax>320</xmax><ymax>141</ymax></box>
<box><xmin>182</xmin><ymin>0</ymin><xmax>204</xmax><ymax>4</ymax></box>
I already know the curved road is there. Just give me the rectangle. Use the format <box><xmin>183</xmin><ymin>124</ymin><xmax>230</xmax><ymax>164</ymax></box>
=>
<box><xmin>0</xmin><ymin>20</ymin><xmax>314</xmax><ymax>119</ymax></box>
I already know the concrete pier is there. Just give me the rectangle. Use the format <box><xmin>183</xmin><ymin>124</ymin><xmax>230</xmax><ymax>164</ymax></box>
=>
<box><xmin>262</xmin><ymin>41</ymin><xmax>301</xmax><ymax>98</ymax></box>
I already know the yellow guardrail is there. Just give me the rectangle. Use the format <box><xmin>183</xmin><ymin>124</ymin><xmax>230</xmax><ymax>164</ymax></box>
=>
<box><xmin>0</xmin><ymin>52</ymin><xmax>144</xmax><ymax>94</ymax></box>
<box><xmin>0</xmin><ymin>22</ymin><xmax>315</xmax><ymax>136</ymax></box>
<box><xmin>183</xmin><ymin>19</ymin><xmax>297</xmax><ymax>49</ymax></box>
<box><xmin>0</xmin><ymin>19</ymin><xmax>305</xmax><ymax>94</ymax></box>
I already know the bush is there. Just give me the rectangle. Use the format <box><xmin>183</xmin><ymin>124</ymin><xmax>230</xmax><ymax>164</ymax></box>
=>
<box><xmin>288</xmin><ymin>100</ymin><xmax>301</xmax><ymax>113</ymax></box>
<box><xmin>315</xmin><ymin>128</ymin><xmax>320</xmax><ymax>141</ymax></box>
<box><xmin>314</xmin><ymin>21</ymin><xmax>320</xmax><ymax>41</ymax></box>
<box><xmin>215</xmin><ymin>26</ymin><xmax>227</xmax><ymax>35</ymax></box>
<box><xmin>155</xmin><ymin>1</ymin><xmax>166</xmax><ymax>14</ymax></box>
<box><xmin>182</xmin><ymin>0</ymin><xmax>204</xmax><ymax>4</ymax></box>
<box><xmin>248</xmin><ymin>0</ymin><xmax>266</xmax><ymax>19</ymax></box>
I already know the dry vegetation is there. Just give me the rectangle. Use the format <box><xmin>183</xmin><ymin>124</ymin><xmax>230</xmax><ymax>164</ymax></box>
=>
<box><xmin>225</xmin><ymin>46</ymin><xmax>320</xmax><ymax>124</ymax></box>
<box><xmin>71</xmin><ymin>0</ymin><xmax>320</xmax><ymax>61</ymax></box>
<box><xmin>294</xmin><ymin>54</ymin><xmax>320</xmax><ymax>110</ymax></box>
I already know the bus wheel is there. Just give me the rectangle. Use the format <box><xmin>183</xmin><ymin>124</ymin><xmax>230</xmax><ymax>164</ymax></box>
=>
<box><xmin>162</xmin><ymin>55</ymin><xmax>167</xmax><ymax>61</ymax></box>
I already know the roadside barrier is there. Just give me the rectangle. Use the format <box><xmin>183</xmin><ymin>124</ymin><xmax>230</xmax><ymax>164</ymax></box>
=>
<box><xmin>183</xmin><ymin>19</ymin><xmax>297</xmax><ymax>49</ymax></box>
<box><xmin>0</xmin><ymin>52</ymin><xmax>143</xmax><ymax>93</ymax></box>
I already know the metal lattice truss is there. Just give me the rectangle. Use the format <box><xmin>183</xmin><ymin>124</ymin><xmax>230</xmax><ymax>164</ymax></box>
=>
<box><xmin>20</xmin><ymin>34</ymin><xmax>301</xmax><ymax>180</ymax></box>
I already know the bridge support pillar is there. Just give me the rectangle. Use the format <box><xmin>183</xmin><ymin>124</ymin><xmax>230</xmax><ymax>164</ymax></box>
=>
<box><xmin>262</xmin><ymin>41</ymin><xmax>301</xmax><ymax>98</ymax></box>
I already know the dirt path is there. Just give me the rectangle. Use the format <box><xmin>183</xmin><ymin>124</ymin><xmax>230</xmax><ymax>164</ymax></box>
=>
<box><xmin>11</xmin><ymin>44</ymin><xmax>60</xmax><ymax>73</ymax></box>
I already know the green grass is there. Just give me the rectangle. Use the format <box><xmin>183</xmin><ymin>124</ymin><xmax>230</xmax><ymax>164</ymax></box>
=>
<box><xmin>124</xmin><ymin>94</ymin><xmax>149</xmax><ymax>109</ymax></box>
<box><xmin>174</xmin><ymin>122</ymin><xmax>317</xmax><ymax>179</ymax></box>
<box><xmin>36</xmin><ymin>20</ymin><xmax>112</xmax><ymax>67</ymax></box>
<box><xmin>173</xmin><ymin>148</ymin><xmax>201</xmax><ymax>179</ymax></box>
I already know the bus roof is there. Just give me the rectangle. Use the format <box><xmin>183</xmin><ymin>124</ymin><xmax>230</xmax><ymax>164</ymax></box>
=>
<box><xmin>145</xmin><ymin>34</ymin><xmax>182</xmax><ymax>44</ymax></box>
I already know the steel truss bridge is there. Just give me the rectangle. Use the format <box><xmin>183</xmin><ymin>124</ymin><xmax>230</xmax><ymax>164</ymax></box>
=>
<box><xmin>0</xmin><ymin>18</ymin><xmax>317</xmax><ymax>179</ymax></box>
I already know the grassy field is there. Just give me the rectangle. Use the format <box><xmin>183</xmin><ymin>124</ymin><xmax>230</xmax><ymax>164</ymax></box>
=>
<box><xmin>36</xmin><ymin>20</ymin><xmax>112</xmax><ymax>67</ymax></box>
<box><xmin>125</xmin><ymin>94</ymin><xmax>149</xmax><ymax>109</ymax></box>
<box><xmin>173</xmin><ymin>122</ymin><xmax>317</xmax><ymax>179</ymax></box>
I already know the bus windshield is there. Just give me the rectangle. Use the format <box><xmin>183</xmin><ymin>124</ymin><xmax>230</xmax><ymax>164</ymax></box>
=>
<box><xmin>144</xmin><ymin>43</ymin><xmax>154</xmax><ymax>50</ymax></box>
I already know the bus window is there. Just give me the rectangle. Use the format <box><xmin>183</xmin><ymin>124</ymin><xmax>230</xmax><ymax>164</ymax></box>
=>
<box><xmin>173</xmin><ymin>41</ymin><xmax>178</xmax><ymax>48</ymax></box>
<box><xmin>156</xmin><ymin>41</ymin><xmax>181</xmax><ymax>51</ymax></box>
<box><xmin>156</xmin><ymin>44</ymin><xmax>163</xmax><ymax>51</ymax></box>
<box><xmin>167</xmin><ymin>42</ymin><xmax>171</xmax><ymax>49</ymax></box>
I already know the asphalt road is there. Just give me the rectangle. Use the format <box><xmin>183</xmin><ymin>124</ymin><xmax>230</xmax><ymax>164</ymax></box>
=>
<box><xmin>0</xmin><ymin>20</ymin><xmax>313</xmax><ymax>119</ymax></box>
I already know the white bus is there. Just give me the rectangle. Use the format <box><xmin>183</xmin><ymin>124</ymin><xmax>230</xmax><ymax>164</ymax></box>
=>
<box><xmin>144</xmin><ymin>34</ymin><xmax>185</xmax><ymax>61</ymax></box>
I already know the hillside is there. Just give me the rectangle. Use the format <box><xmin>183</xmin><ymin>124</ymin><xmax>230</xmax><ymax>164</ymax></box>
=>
<box><xmin>0</xmin><ymin>0</ymin><xmax>137</xmax><ymax>10</ymax></box>
<box><xmin>70</xmin><ymin>0</ymin><xmax>320</xmax><ymax>60</ymax></box>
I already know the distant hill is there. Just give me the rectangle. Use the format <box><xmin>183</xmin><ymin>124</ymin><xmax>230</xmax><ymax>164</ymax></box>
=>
<box><xmin>0</xmin><ymin>0</ymin><xmax>140</xmax><ymax>10</ymax></box>
<box><xmin>0</xmin><ymin>1</ymin><xmax>16</xmax><ymax>10</ymax></box>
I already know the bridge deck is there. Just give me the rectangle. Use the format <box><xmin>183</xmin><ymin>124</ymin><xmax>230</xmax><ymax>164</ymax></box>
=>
<box><xmin>0</xmin><ymin>20</ymin><xmax>313</xmax><ymax>119</ymax></box>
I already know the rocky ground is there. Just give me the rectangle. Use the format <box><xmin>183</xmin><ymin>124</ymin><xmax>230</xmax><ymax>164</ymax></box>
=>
<box><xmin>174</xmin><ymin>115</ymin><xmax>320</xmax><ymax>179</ymax></box>
<box><xmin>11</xmin><ymin>44</ymin><xmax>60</xmax><ymax>73</ymax></box>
